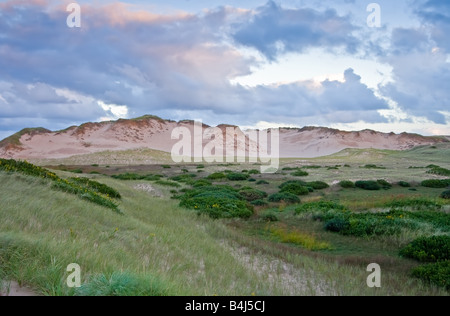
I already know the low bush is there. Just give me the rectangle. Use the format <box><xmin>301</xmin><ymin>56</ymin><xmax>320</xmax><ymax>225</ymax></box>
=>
<box><xmin>355</xmin><ymin>180</ymin><xmax>381</xmax><ymax>191</ymax></box>
<box><xmin>268</xmin><ymin>193</ymin><xmax>300</xmax><ymax>204</ymax></box>
<box><xmin>111</xmin><ymin>173</ymin><xmax>162</xmax><ymax>181</ymax></box>
<box><xmin>260</xmin><ymin>210</ymin><xmax>279</xmax><ymax>222</ymax></box>
<box><xmin>291</xmin><ymin>170</ymin><xmax>309</xmax><ymax>177</ymax></box>
<box><xmin>427</xmin><ymin>166</ymin><xmax>450</xmax><ymax>177</ymax></box>
<box><xmin>362</xmin><ymin>164</ymin><xmax>386</xmax><ymax>169</ymax></box>
<box><xmin>169</xmin><ymin>174</ymin><xmax>197</xmax><ymax>183</ymax></box>
<box><xmin>441</xmin><ymin>190</ymin><xmax>450</xmax><ymax>199</ymax></box>
<box><xmin>377</xmin><ymin>179</ymin><xmax>392</xmax><ymax>190</ymax></box>
<box><xmin>279</xmin><ymin>182</ymin><xmax>309</xmax><ymax>196</ymax></box>
<box><xmin>226</xmin><ymin>173</ymin><xmax>250</xmax><ymax>181</ymax></box>
<box><xmin>398</xmin><ymin>181</ymin><xmax>411</xmax><ymax>188</ymax></box>
<box><xmin>421</xmin><ymin>179</ymin><xmax>450</xmax><ymax>188</ymax></box>
<box><xmin>411</xmin><ymin>261</ymin><xmax>449</xmax><ymax>290</ymax></box>
<box><xmin>251</xmin><ymin>199</ymin><xmax>268</xmax><ymax>207</ymax></box>
<box><xmin>385</xmin><ymin>198</ymin><xmax>441</xmax><ymax>210</ymax></box>
<box><xmin>307</xmin><ymin>181</ymin><xmax>329</xmax><ymax>190</ymax></box>
<box><xmin>295</xmin><ymin>201</ymin><xmax>346</xmax><ymax>214</ymax></box>
<box><xmin>179</xmin><ymin>185</ymin><xmax>253</xmax><ymax>219</ymax></box>
<box><xmin>69</xmin><ymin>177</ymin><xmax>121</xmax><ymax>199</ymax></box>
<box><xmin>207</xmin><ymin>172</ymin><xmax>226</xmax><ymax>180</ymax></box>
<box><xmin>239</xmin><ymin>188</ymin><xmax>268</xmax><ymax>202</ymax></box>
<box><xmin>270</xmin><ymin>227</ymin><xmax>331</xmax><ymax>250</ymax></box>
<box><xmin>191</xmin><ymin>179</ymin><xmax>213</xmax><ymax>188</ymax></box>
<box><xmin>154</xmin><ymin>180</ymin><xmax>181</xmax><ymax>188</ymax></box>
<box><xmin>399</xmin><ymin>236</ymin><xmax>450</xmax><ymax>262</ymax></box>
<box><xmin>339</xmin><ymin>180</ymin><xmax>355</xmax><ymax>188</ymax></box>
<box><xmin>256</xmin><ymin>180</ymin><xmax>270</xmax><ymax>185</ymax></box>
<box><xmin>248</xmin><ymin>169</ymin><xmax>261</xmax><ymax>175</ymax></box>
<box><xmin>161</xmin><ymin>165</ymin><xmax>171</xmax><ymax>169</ymax></box>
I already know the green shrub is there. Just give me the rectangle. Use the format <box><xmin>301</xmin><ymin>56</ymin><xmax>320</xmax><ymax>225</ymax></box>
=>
<box><xmin>251</xmin><ymin>199</ymin><xmax>268</xmax><ymax>206</ymax></box>
<box><xmin>291</xmin><ymin>170</ymin><xmax>309</xmax><ymax>177</ymax></box>
<box><xmin>268</xmin><ymin>193</ymin><xmax>300</xmax><ymax>203</ymax></box>
<box><xmin>427</xmin><ymin>166</ymin><xmax>450</xmax><ymax>177</ymax></box>
<box><xmin>303</xmin><ymin>165</ymin><xmax>322</xmax><ymax>169</ymax></box>
<box><xmin>169</xmin><ymin>174</ymin><xmax>197</xmax><ymax>183</ymax></box>
<box><xmin>324</xmin><ymin>217</ymin><xmax>350</xmax><ymax>233</ymax></box>
<box><xmin>154</xmin><ymin>180</ymin><xmax>181</xmax><ymax>188</ymax></box>
<box><xmin>248</xmin><ymin>169</ymin><xmax>261</xmax><ymax>175</ymax></box>
<box><xmin>256</xmin><ymin>180</ymin><xmax>270</xmax><ymax>185</ymax></box>
<box><xmin>399</xmin><ymin>236</ymin><xmax>450</xmax><ymax>262</ymax></box>
<box><xmin>377</xmin><ymin>179</ymin><xmax>392</xmax><ymax>190</ymax></box>
<box><xmin>197</xmin><ymin>165</ymin><xmax>205</xmax><ymax>169</ymax></box>
<box><xmin>279</xmin><ymin>182</ymin><xmax>309</xmax><ymax>196</ymax></box>
<box><xmin>226</xmin><ymin>173</ymin><xmax>250</xmax><ymax>181</ymax></box>
<box><xmin>69</xmin><ymin>177</ymin><xmax>121</xmax><ymax>199</ymax></box>
<box><xmin>411</xmin><ymin>261</ymin><xmax>449</xmax><ymax>290</ymax></box>
<box><xmin>111</xmin><ymin>173</ymin><xmax>162</xmax><ymax>181</ymax></box>
<box><xmin>355</xmin><ymin>180</ymin><xmax>381</xmax><ymax>191</ymax></box>
<box><xmin>307</xmin><ymin>181</ymin><xmax>329</xmax><ymax>190</ymax></box>
<box><xmin>362</xmin><ymin>164</ymin><xmax>385</xmax><ymax>169</ymax></box>
<box><xmin>282</xmin><ymin>167</ymin><xmax>299</xmax><ymax>171</ymax></box>
<box><xmin>161</xmin><ymin>165</ymin><xmax>171</xmax><ymax>169</ymax></box>
<box><xmin>398</xmin><ymin>181</ymin><xmax>411</xmax><ymax>188</ymax></box>
<box><xmin>70</xmin><ymin>169</ymin><xmax>83</xmax><ymax>174</ymax></box>
<box><xmin>260</xmin><ymin>211</ymin><xmax>279</xmax><ymax>222</ymax></box>
<box><xmin>295</xmin><ymin>201</ymin><xmax>346</xmax><ymax>214</ymax></box>
<box><xmin>179</xmin><ymin>185</ymin><xmax>253</xmax><ymax>219</ymax></box>
<box><xmin>339</xmin><ymin>180</ymin><xmax>355</xmax><ymax>188</ymax></box>
<box><xmin>207</xmin><ymin>172</ymin><xmax>226</xmax><ymax>180</ymax></box>
<box><xmin>191</xmin><ymin>179</ymin><xmax>213</xmax><ymax>188</ymax></box>
<box><xmin>421</xmin><ymin>179</ymin><xmax>450</xmax><ymax>188</ymax></box>
<box><xmin>441</xmin><ymin>190</ymin><xmax>450</xmax><ymax>199</ymax></box>
<box><xmin>239</xmin><ymin>188</ymin><xmax>268</xmax><ymax>202</ymax></box>
<box><xmin>385</xmin><ymin>198</ymin><xmax>441</xmax><ymax>210</ymax></box>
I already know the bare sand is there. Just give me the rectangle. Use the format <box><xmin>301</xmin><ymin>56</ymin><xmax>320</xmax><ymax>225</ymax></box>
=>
<box><xmin>0</xmin><ymin>281</ymin><xmax>38</xmax><ymax>297</ymax></box>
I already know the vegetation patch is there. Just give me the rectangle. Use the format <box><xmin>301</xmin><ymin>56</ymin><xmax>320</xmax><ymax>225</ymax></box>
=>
<box><xmin>239</xmin><ymin>187</ymin><xmax>268</xmax><ymax>202</ymax></box>
<box><xmin>291</xmin><ymin>170</ymin><xmax>309</xmax><ymax>177</ymax></box>
<box><xmin>441</xmin><ymin>190</ymin><xmax>450</xmax><ymax>199</ymax></box>
<box><xmin>411</xmin><ymin>261</ymin><xmax>449</xmax><ymax>290</ymax></box>
<box><xmin>421</xmin><ymin>179</ymin><xmax>450</xmax><ymax>188</ymax></box>
<box><xmin>269</xmin><ymin>226</ymin><xmax>331</xmax><ymax>251</ymax></box>
<box><xmin>268</xmin><ymin>193</ymin><xmax>300</xmax><ymax>204</ymax></box>
<box><xmin>399</xmin><ymin>236</ymin><xmax>450</xmax><ymax>263</ymax></box>
<box><xmin>295</xmin><ymin>201</ymin><xmax>346</xmax><ymax>215</ymax></box>
<box><xmin>355</xmin><ymin>180</ymin><xmax>381</xmax><ymax>191</ymax></box>
<box><xmin>339</xmin><ymin>180</ymin><xmax>355</xmax><ymax>188</ymax></box>
<box><xmin>226</xmin><ymin>172</ymin><xmax>250</xmax><ymax>181</ymax></box>
<box><xmin>111</xmin><ymin>173</ymin><xmax>162</xmax><ymax>181</ymax></box>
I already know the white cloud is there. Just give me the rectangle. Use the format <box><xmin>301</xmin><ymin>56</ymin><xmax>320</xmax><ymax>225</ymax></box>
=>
<box><xmin>98</xmin><ymin>100</ymin><xmax>129</xmax><ymax>121</ymax></box>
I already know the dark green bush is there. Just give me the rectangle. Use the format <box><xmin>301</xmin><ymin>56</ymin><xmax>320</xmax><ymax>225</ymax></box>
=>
<box><xmin>441</xmin><ymin>190</ymin><xmax>450</xmax><ymax>199</ymax></box>
<box><xmin>179</xmin><ymin>185</ymin><xmax>253</xmax><ymax>219</ymax></box>
<box><xmin>324</xmin><ymin>217</ymin><xmax>350</xmax><ymax>233</ymax></box>
<box><xmin>399</xmin><ymin>236</ymin><xmax>450</xmax><ymax>262</ymax></box>
<box><xmin>170</xmin><ymin>174</ymin><xmax>197</xmax><ymax>183</ymax></box>
<box><xmin>291</xmin><ymin>170</ymin><xmax>309</xmax><ymax>177</ymax></box>
<box><xmin>111</xmin><ymin>173</ymin><xmax>162</xmax><ymax>181</ymax></box>
<box><xmin>226</xmin><ymin>173</ymin><xmax>250</xmax><ymax>181</ymax></box>
<box><xmin>161</xmin><ymin>165</ymin><xmax>171</xmax><ymax>169</ymax></box>
<box><xmin>248</xmin><ymin>169</ymin><xmax>261</xmax><ymax>175</ymax></box>
<box><xmin>411</xmin><ymin>261</ymin><xmax>449</xmax><ymax>290</ymax></box>
<box><xmin>385</xmin><ymin>198</ymin><xmax>441</xmax><ymax>210</ymax></box>
<box><xmin>260</xmin><ymin>211</ymin><xmax>279</xmax><ymax>222</ymax></box>
<box><xmin>239</xmin><ymin>188</ymin><xmax>268</xmax><ymax>202</ymax></box>
<box><xmin>70</xmin><ymin>169</ymin><xmax>83</xmax><ymax>174</ymax></box>
<box><xmin>421</xmin><ymin>179</ymin><xmax>450</xmax><ymax>188</ymax></box>
<box><xmin>377</xmin><ymin>179</ymin><xmax>392</xmax><ymax>190</ymax></box>
<box><xmin>256</xmin><ymin>180</ymin><xmax>270</xmax><ymax>185</ymax></box>
<box><xmin>207</xmin><ymin>172</ymin><xmax>226</xmax><ymax>180</ymax></box>
<box><xmin>398</xmin><ymin>181</ymin><xmax>411</xmax><ymax>188</ymax></box>
<box><xmin>307</xmin><ymin>181</ymin><xmax>329</xmax><ymax>190</ymax></box>
<box><xmin>279</xmin><ymin>182</ymin><xmax>309</xmax><ymax>196</ymax></box>
<box><xmin>295</xmin><ymin>201</ymin><xmax>346</xmax><ymax>214</ymax></box>
<box><xmin>355</xmin><ymin>180</ymin><xmax>381</xmax><ymax>191</ymax></box>
<box><xmin>362</xmin><ymin>164</ymin><xmax>385</xmax><ymax>169</ymax></box>
<box><xmin>69</xmin><ymin>177</ymin><xmax>121</xmax><ymax>199</ymax></box>
<box><xmin>339</xmin><ymin>180</ymin><xmax>355</xmax><ymax>188</ymax></box>
<box><xmin>268</xmin><ymin>193</ymin><xmax>300</xmax><ymax>203</ymax></box>
<box><xmin>427</xmin><ymin>166</ymin><xmax>450</xmax><ymax>177</ymax></box>
<box><xmin>251</xmin><ymin>199</ymin><xmax>268</xmax><ymax>206</ymax></box>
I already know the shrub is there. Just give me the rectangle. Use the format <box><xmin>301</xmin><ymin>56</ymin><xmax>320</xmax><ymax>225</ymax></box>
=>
<box><xmin>69</xmin><ymin>177</ymin><xmax>121</xmax><ymax>199</ymax></box>
<box><xmin>239</xmin><ymin>188</ymin><xmax>268</xmax><ymax>202</ymax></box>
<box><xmin>226</xmin><ymin>172</ymin><xmax>250</xmax><ymax>181</ymax></box>
<box><xmin>256</xmin><ymin>180</ymin><xmax>270</xmax><ymax>185</ymax></box>
<box><xmin>339</xmin><ymin>180</ymin><xmax>355</xmax><ymax>188</ymax></box>
<box><xmin>248</xmin><ymin>178</ymin><xmax>256</xmax><ymax>182</ymax></box>
<box><xmin>260</xmin><ymin>211</ymin><xmax>279</xmax><ymax>222</ymax></box>
<box><xmin>70</xmin><ymin>169</ymin><xmax>83</xmax><ymax>174</ymax></box>
<box><xmin>268</xmin><ymin>193</ymin><xmax>300</xmax><ymax>204</ymax></box>
<box><xmin>154</xmin><ymin>180</ymin><xmax>181</xmax><ymax>188</ymax></box>
<box><xmin>248</xmin><ymin>169</ymin><xmax>261</xmax><ymax>175</ymax></box>
<box><xmin>324</xmin><ymin>217</ymin><xmax>350</xmax><ymax>233</ymax></box>
<box><xmin>385</xmin><ymin>198</ymin><xmax>441</xmax><ymax>210</ymax></box>
<box><xmin>111</xmin><ymin>173</ymin><xmax>162</xmax><ymax>181</ymax></box>
<box><xmin>169</xmin><ymin>174</ymin><xmax>197</xmax><ymax>183</ymax></box>
<box><xmin>399</xmin><ymin>236</ymin><xmax>450</xmax><ymax>262</ymax></box>
<box><xmin>291</xmin><ymin>170</ymin><xmax>309</xmax><ymax>177</ymax></box>
<box><xmin>398</xmin><ymin>181</ymin><xmax>411</xmax><ymax>188</ymax></box>
<box><xmin>279</xmin><ymin>183</ymin><xmax>309</xmax><ymax>196</ymax></box>
<box><xmin>179</xmin><ymin>185</ymin><xmax>253</xmax><ymax>219</ymax></box>
<box><xmin>282</xmin><ymin>167</ymin><xmax>299</xmax><ymax>171</ymax></box>
<box><xmin>421</xmin><ymin>179</ymin><xmax>450</xmax><ymax>188</ymax></box>
<box><xmin>355</xmin><ymin>180</ymin><xmax>381</xmax><ymax>191</ymax></box>
<box><xmin>377</xmin><ymin>179</ymin><xmax>392</xmax><ymax>190</ymax></box>
<box><xmin>197</xmin><ymin>164</ymin><xmax>205</xmax><ymax>169</ymax></box>
<box><xmin>411</xmin><ymin>261</ymin><xmax>449</xmax><ymax>290</ymax></box>
<box><xmin>161</xmin><ymin>165</ymin><xmax>171</xmax><ymax>169</ymax></box>
<box><xmin>191</xmin><ymin>179</ymin><xmax>212</xmax><ymax>188</ymax></box>
<box><xmin>307</xmin><ymin>181</ymin><xmax>329</xmax><ymax>190</ymax></box>
<box><xmin>270</xmin><ymin>227</ymin><xmax>331</xmax><ymax>250</ymax></box>
<box><xmin>362</xmin><ymin>164</ymin><xmax>385</xmax><ymax>169</ymax></box>
<box><xmin>441</xmin><ymin>190</ymin><xmax>450</xmax><ymax>199</ymax></box>
<box><xmin>252</xmin><ymin>199</ymin><xmax>268</xmax><ymax>206</ymax></box>
<box><xmin>295</xmin><ymin>201</ymin><xmax>346</xmax><ymax>214</ymax></box>
<box><xmin>207</xmin><ymin>172</ymin><xmax>226</xmax><ymax>180</ymax></box>
<box><xmin>427</xmin><ymin>166</ymin><xmax>450</xmax><ymax>177</ymax></box>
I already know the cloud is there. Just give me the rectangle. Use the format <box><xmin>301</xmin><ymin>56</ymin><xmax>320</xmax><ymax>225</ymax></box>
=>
<box><xmin>232</xmin><ymin>1</ymin><xmax>359</xmax><ymax>60</ymax></box>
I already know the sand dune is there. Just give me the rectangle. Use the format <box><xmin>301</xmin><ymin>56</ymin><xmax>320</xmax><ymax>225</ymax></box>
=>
<box><xmin>0</xmin><ymin>116</ymin><xmax>447</xmax><ymax>161</ymax></box>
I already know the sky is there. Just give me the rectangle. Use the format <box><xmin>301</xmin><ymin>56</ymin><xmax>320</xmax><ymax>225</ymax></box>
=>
<box><xmin>0</xmin><ymin>0</ymin><xmax>450</xmax><ymax>140</ymax></box>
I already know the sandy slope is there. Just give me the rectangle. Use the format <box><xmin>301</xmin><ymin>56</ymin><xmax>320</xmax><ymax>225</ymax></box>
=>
<box><xmin>0</xmin><ymin>117</ymin><xmax>447</xmax><ymax>161</ymax></box>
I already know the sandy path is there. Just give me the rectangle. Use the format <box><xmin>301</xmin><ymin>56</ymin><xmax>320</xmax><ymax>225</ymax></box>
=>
<box><xmin>0</xmin><ymin>281</ymin><xmax>38</xmax><ymax>297</ymax></box>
